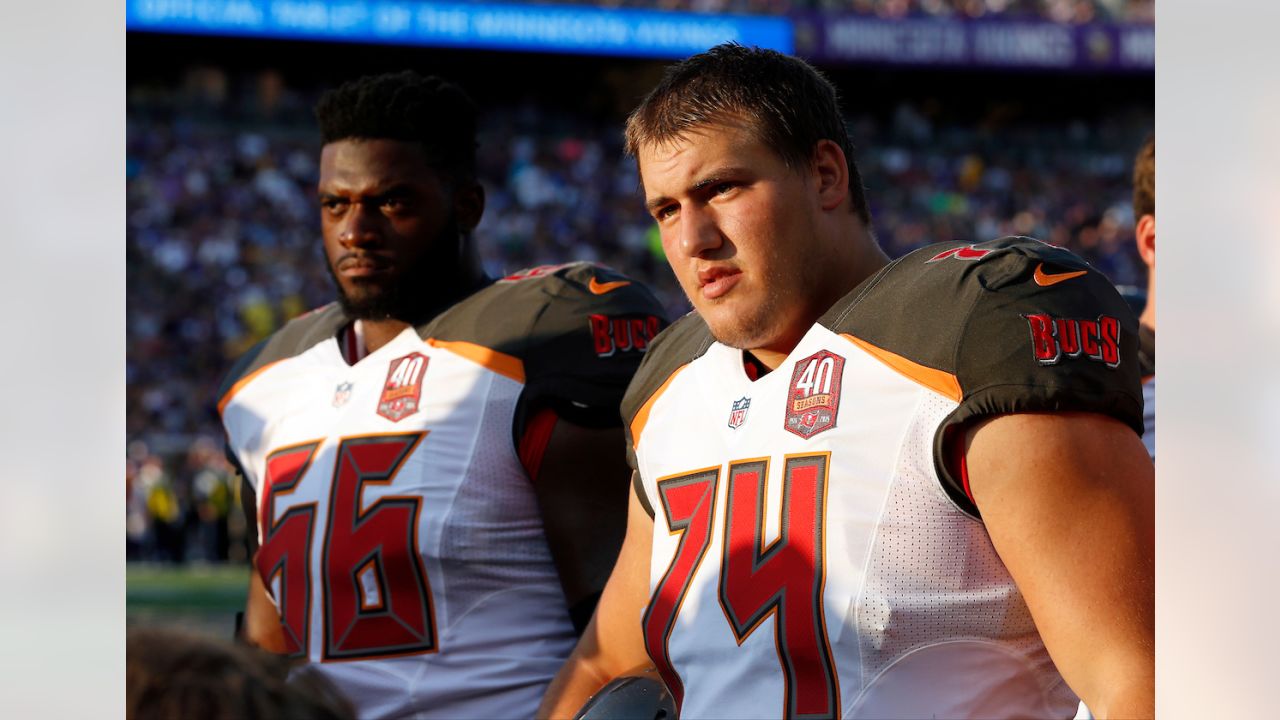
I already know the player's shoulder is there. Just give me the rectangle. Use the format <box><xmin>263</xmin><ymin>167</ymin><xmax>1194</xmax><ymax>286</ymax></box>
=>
<box><xmin>427</xmin><ymin>261</ymin><xmax>666</xmax><ymax>359</ymax></box>
<box><xmin>908</xmin><ymin>235</ymin><xmax>1091</xmax><ymax>288</ymax></box>
<box><xmin>217</xmin><ymin>302</ymin><xmax>346</xmax><ymax>411</ymax></box>
<box><xmin>824</xmin><ymin>236</ymin><xmax>1114</xmax><ymax>348</ymax></box>
<box><xmin>493</xmin><ymin>261</ymin><xmax>664</xmax><ymax>312</ymax></box>
<box><xmin>871</xmin><ymin>235</ymin><xmax>1093</xmax><ymax>306</ymax></box>
<box><xmin>620</xmin><ymin>310</ymin><xmax>715</xmax><ymax>427</ymax></box>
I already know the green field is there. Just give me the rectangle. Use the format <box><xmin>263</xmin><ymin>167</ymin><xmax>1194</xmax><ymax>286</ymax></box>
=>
<box><xmin>126</xmin><ymin>563</ymin><xmax>250</xmax><ymax>639</ymax></box>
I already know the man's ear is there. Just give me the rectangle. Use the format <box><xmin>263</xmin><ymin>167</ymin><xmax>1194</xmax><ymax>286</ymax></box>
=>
<box><xmin>1135</xmin><ymin>213</ymin><xmax>1155</xmax><ymax>269</ymax></box>
<box><xmin>455</xmin><ymin>182</ymin><xmax>486</xmax><ymax>232</ymax></box>
<box><xmin>812</xmin><ymin>139</ymin><xmax>849</xmax><ymax>212</ymax></box>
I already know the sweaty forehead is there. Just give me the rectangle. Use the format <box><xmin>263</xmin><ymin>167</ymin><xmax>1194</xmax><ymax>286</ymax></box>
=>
<box><xmin>318</xmin><ymin>138</ymin><xmax>438</xmax><ymax>191</ymax></box>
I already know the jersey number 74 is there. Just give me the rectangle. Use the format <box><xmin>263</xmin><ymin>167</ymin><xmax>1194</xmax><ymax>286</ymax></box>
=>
<box><xmin>643</xmin><ymin>452</ymin><xmax>840</xmax><ymax>719</ymax></box>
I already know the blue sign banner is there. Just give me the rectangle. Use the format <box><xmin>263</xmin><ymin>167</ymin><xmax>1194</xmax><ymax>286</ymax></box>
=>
<box><xmin>126</xmin><ymin>0</ymin><xmax>794</xmax><ymax>58</ymax></box>
<box><xmin>796</xmin><ymin>14</ymin><xmax>1153</xmax><ymax>71</ymax></box>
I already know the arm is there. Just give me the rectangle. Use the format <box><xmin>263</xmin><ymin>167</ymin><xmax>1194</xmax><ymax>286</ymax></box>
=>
<box><xmin>236</xmin><ymin>476</ymin><xmax>289</xmax><ymax>653</ymax></box>
<box><xmin>965</xmin><ymin>411</ymin><xmax>1154</xmax><ymax>719</ymax></box>
<box><xmin>537</xmin><ymin>481</ymin><xmax>656</xmax><ymax>719</ymax></box>
<box><xmin>530</xmin><ymin>417</ymin><xmax>637</xmax><ymax>633</ymax></box>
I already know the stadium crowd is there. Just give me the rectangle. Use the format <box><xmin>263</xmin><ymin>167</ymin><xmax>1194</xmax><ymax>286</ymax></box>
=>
<box><xmin>126</xmin><ymin>73</ymin><xmax>1149</xmax><ymax>562</ymax></box>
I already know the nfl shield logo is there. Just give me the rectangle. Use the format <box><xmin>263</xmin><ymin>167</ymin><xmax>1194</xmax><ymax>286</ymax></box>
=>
<box><xmin>333</xmin><ymin>381</ymin><xmax>353</xmax><ymax>408</ymax></box>
<box><xmin>728</xmin><ymin>397</ymin><xmax>751</xmax><ymax>429</ymax></box>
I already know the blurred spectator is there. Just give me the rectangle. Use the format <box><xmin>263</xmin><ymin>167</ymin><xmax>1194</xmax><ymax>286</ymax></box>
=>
<box><xmin>127</xmin><ymin>627</ymin><xmax>355</xmax><ymax>720</ymax></box>
<box><xmin>125</xmin><ymin>438</ymin><xmax>247</xmax><ymax>564</ymax></box>
<box><xmin>139</xmin><ymin>452</ymin><xmax>184</xmax><ymax>563</ymax></box>
<box><xmin>185</xmin><ymin>437</ymin><xmax>237</xmax><ymax>562</ymax></box>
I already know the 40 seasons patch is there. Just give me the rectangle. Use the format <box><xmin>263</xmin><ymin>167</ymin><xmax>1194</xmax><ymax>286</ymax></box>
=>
<box><xmin>378</xmin><ymin>352</ymin><xmax>429</xmax><ymax>422</ymax></box>
<box><xmin>728</xmin><ymin>396</ymin><xmax>751</xmax><ymax>429</ymax></box>
<box><xmin>1023</xmin><ymin>313</ymin><xmax>1121</xmax><ymax>368</ymax></box>
<box><xmin>589</xmin><ymin>314</ymin><xmax>663</xmax><ymax>358</ymax></box>
<box><xmin>785</xmin><ymin>350</ymin><xmax>845</xmax><ymax>439</ymax></box>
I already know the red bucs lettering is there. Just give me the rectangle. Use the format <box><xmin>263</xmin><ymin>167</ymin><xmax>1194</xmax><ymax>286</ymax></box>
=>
<box><xmin>1024</xmin><ymin>314</ymin><xmax>1121</xmax><ymax>368</ymax></box>
<box><xmin>499</xmin><ymin>263</ymin><xmax>574</xmax><ymax>282</ymax></box>
<box><xmin>590</xmin><ymin>314</ymin><xmax>662</xmax><ymax>357</ymax></box>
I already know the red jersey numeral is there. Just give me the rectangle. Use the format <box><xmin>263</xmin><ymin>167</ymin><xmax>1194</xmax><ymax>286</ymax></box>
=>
<box><xmin>643</xmin><ymin>453</ymin><xmax>839</xmax><ymax>719</ymax></box>
<box><xmin>323</xmin><ymin>434</ymin><xmax>435</xmax><ymax>660</ymax></box>
<box><xmin>642</xmin><ymin>468</ymin><xmax>720</xmax><ymax>709</ymax></box>
<box><xmin>257</xmin><ymin>442</ymin><xmax>320</xmax><ymax>658</ymax></box>
<box><xmin>255</xmin><ymin>433</ymin><xmax>436</xmax><ymax>662</ymax></box>
<box><xmin>719</xmin><ymin>454</ymin><xmax>838</xmax><ymax>719</ymax></box>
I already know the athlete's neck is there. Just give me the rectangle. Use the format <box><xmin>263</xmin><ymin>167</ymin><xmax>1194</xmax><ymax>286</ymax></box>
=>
<box><xmin>748</xmin><ymin>239</ymin><xmax>890</xmax><ymax>372</ymax></box>
<box><xmin>361</xmin><ymin>319</ymin><xmax>412</xmax><ymax>355</ymax></box>
<box><xmin>362</xmin><ymin>268</ymin><xmax>491</xmax><ymax>354</ymax></box>
<box><xmin>1139</xmin><ymin>285</ymin><xmax>1155</xmax><ymax>331</ymax></box>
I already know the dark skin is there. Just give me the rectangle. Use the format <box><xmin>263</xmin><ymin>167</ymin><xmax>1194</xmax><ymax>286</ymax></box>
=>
<box><xmin>240</xmin><ymin>137</ymin><xmax>635</xmax><ymax>650</ymax></box>
<box><xmin>318</xmin><ymin>138</ymin><xmax>486</xmax><ymax>350</ymax></box>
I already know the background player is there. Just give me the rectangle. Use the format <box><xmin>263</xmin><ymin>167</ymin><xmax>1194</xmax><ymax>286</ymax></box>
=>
<box><xmin>539</xmin><ymin>44</ymin><xmax>1153</xmax><ymax>719</ymax></box>
<box><xmin>219</xmin><ymin>71</ymin><xmax>667</xmax><ymax>718</ymax></box>
<box><xmin>1133</xmin><ymin>135</ymin><xmax>1155</xmax><ymax>458</ymax></box>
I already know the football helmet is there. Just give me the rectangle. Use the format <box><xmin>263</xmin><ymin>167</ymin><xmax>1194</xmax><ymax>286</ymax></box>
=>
<box><xmin>573</xmin><ymin>670</ymin><xmax>677</xmax><ymax>720</ymax></box>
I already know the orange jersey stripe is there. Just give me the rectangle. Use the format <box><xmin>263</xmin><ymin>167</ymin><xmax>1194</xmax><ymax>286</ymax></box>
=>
<box><xmin>427</xmin><ymin>339</ymin><xmax>525</xmax><ymax>383</ymax></box>
<box><xmin>217</xmin><ymin>359</ymin><xmax>286</xmax><ymax>417</ymax></box>
<box><xmin>840</xmin><ymin>333</ymin><xmax>962</xmax><ymax>402</ymax></box>
<box><xmin>630</xmin><ymin>364</ymin><xmax>690</xmax><ymax>450</ymax></box>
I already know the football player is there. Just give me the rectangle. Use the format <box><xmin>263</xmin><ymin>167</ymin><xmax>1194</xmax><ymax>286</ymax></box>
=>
<box><xmin>539</xmin><ymin>45</ymin><xmax>1153</xmax><ymax>719</ymax></box>
<box><xmin>219</xmin><ymin>71</ymin><xmax>667</xmax><ymax>718</ymax></box>
<box><xmin>1133</xmin><ymin>135</ymin><xmax>1155</xmax><ymax>458</ymax></box>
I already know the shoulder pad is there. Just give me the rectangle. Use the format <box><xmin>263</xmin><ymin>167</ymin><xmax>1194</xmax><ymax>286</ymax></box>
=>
<box><xmin>822</xmin><ymin>236</ymin><xmax>1143</xmax><ymax>517</ymax></box>
<box><xmin>217</xmin><ymin>303</ymin><xmax>346</xmax><ymax>412</ymax></box>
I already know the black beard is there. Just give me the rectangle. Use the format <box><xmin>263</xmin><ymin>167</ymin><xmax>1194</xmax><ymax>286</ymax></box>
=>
<box><xmin>328</xmin><ymin>215</ymin><xmax>467</xmax><ymax>325</ymax></box>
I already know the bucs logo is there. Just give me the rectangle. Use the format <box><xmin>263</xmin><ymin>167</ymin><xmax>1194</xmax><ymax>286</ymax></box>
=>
<box><xmin>784</xmin><ymin>350</ymin><xmax>845</xmax><ymax>439</ymax></box>
<box><xmin>926</xmin><ymin>244</ymin><xmax>994</xmax><ymax>263</ymax></box>
<box><xmin>590</xmin><ymin>314</ymin><xmax>662</xmax><ymax>358</ymax></box>
<box><xmin>377</xmin><ymin>352</ymin><xmax>429</xmax><ymax>422</ymax></box>
<box><xmin>1023</xmin><ymin>313</ymin><xmax>1121</xmax><ymax>368</ymax></box>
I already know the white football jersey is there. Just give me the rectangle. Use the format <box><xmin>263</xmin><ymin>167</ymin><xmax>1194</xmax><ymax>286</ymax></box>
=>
<box><xmin>220</xmin><ymin>263</ymin><xmax>666</xmax><ymax>719</ymax></box>
<box><xmin>622</xmin><ymin>238</ymin><xmax>1145</xmax><ymax>719</ymax></box>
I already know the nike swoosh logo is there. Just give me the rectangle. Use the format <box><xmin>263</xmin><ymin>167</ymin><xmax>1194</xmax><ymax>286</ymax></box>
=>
<box><xmin>589</xmin><ymin>277</ymin><xmax>632</xmax><ymax>295</ymax></box>
<box><xmin>1033</xmin><ymin>263</ymin><xmax>1088</xmax><ymax>287</ymax></box>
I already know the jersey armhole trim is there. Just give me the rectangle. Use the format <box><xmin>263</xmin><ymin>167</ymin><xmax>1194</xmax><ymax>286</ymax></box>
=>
<box><xmin>427</xmin><ymin>338</ymin><xmax>526</xmax><ymax>383</ymax></box>
<box><xmin>839</xmin><ymin>333</ymin><xmax>962</xmax><ymax>402</ymax></box>
<box><xmin>954</xmin><ymin>438</ymin><xmax>975</xmax><ymax>505</ymax></box>
<box><xmin>632</xmin><ymin>471</ymin><xmax>655</xmax><ymax>519</ymax></box>
<box><xmin>517</xmin><ymin>408</ymin><xmax>558</xmax><ymax>482</ymax></box>
<box><xmin>217</xmin><ymin>359</ymin><xmax>287</xmax><ymax>417</ymax></box>
<box><xmin>628</xmin><ymin>363</ymin><xmax>690</xmax><ymax>451</ymax></box>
